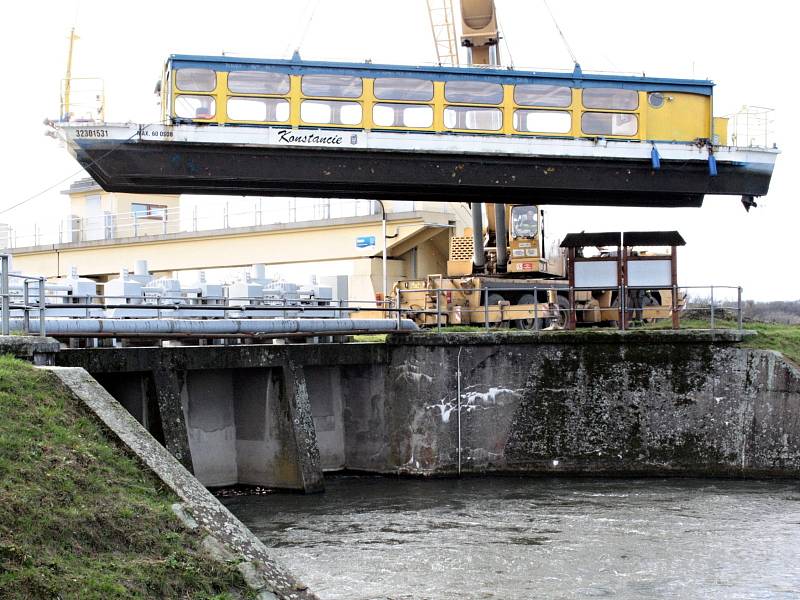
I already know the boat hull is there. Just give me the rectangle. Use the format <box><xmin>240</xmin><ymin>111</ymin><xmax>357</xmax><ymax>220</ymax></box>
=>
<box><xmin>63</xmin><ymin>124</ymin><xmax>776</xmax><ymax>207</ymax></box>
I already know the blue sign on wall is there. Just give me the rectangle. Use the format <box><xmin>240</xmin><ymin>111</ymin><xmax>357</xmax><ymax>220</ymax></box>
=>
<box><xmin>356</xmin><ymin>235</ymin><xmax>376</xmax><ymax>248</ymax></box>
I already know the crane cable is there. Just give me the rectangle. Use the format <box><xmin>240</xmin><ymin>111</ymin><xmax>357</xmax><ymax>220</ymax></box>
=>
<box><xmin>284</xmin><ymin>0</ymin><xmax>321</xmax><ymax>58</ymax></box>
<box><xmin>496</xmin><ymin>12</ymin><xmax>515</xmax><ymax>68</ymax></box>
<box><xmin>542</xmin><ymin>0</ymin><xmax>579</xmax><ymax>67</ymax></box>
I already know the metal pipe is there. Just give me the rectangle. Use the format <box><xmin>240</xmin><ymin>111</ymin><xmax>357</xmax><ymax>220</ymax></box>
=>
<box><xmin>471</xmin><ymin>202</ymin><xmax>485</xmax><ymax>270</ymax></box>
<box><xmin>493</xmin><ymin>203</ymin><xmax>508</xmax><ymax>271</ymax></box>
<box><xmin>8</xmin><ymin>317</ymin><xmax>418</xmax><ymax>336</ymax></box>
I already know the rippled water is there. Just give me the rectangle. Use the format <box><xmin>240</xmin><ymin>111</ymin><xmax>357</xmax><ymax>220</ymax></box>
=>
<box><xmin>222</xmin><ymin>477</ymin><xmax>800</xmax><ymax>600</ymax></box>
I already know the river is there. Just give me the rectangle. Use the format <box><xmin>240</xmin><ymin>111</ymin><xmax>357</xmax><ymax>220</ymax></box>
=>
<box><xmin>222</xmin><ymin>476</ymin><xmax>800</xmax><ymax>600</ymax></box>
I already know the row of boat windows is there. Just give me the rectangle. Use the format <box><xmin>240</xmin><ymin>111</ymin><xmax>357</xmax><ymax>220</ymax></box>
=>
<box><xmin>175</xmin><ymin>95</ymin><xmax>639</xmax><ymax>136</ymax></box>
<box><xmin>174</xmin><ymin>68</ymin><xmax>640</xmax><ymax>110</ymax></box>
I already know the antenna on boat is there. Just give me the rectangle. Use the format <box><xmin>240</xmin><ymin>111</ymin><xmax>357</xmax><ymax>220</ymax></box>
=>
<box><xmin>542</xmin><ymin>0</ymin><xmax>580</xmax><ymax>71</ymax></box>
<box><xmin>62</xmin><ymin>27</ymin><xmax>79</xmax><ymax>121</ymax></box>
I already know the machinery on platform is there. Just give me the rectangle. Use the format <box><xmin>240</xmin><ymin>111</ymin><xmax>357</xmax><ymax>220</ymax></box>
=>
<box><xmin>395</xmin><ymin>203</ymin><xmax>685</xmax><ymax>329</ymax></box>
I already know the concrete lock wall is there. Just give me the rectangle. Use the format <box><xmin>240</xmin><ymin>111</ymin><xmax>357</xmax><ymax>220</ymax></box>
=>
<box><xmin>56</xmin><ymin>332</ymin><xmax>800</xmax><ymax>489</ymax></box>
<box><xmin>377</xmin><ymin>334</ymin><xmax>800</xmax><ymax>477</ymax></box>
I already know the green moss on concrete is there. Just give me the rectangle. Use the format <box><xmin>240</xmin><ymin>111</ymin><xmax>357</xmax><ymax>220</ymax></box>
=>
<box><xmin>0</xmin><ymin>355</ymin><xmax>254</xmax><ymax>600</ymax></box>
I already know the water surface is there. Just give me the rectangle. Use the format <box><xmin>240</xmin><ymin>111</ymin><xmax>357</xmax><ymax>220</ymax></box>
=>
<box><xmin>223</xmin><ymin>476</ymin><xmax>800</xmax><ymax>599</ymax></box>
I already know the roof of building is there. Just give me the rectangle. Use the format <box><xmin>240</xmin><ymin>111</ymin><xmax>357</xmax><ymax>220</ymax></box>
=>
<box><xmin>62</xmin><ymin>177</ymin><xmax>102</xmax><ymax>195</ymax></box>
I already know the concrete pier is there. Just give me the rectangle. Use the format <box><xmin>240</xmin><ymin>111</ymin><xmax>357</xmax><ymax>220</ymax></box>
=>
<box><xmin>56</xmin><ymin>330</ymin><xmax>800</xmax><ymax>487</ymax></box>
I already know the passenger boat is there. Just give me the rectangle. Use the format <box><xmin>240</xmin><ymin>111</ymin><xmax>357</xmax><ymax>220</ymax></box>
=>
<box><xmin>53</xmin><ymin>54</ymin><xmax>778</xmax><ymax>207</ymax></box>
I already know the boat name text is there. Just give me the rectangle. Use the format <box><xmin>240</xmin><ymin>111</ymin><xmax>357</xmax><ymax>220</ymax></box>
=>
<box><xmin>276</xmin><ymin>130</ymin><xmax>345</xmax><ymax>146</ymax></box>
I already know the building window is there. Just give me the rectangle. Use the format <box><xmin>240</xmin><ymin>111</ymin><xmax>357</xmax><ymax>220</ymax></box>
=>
<box><xmin>131</xmin><ymin>203</ymin><xmax>168</xmax><ymax>220</ymax></box>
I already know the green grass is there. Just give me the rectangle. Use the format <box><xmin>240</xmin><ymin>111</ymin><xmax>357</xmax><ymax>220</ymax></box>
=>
<box><xmin>643</xmin><ymin>318</ymin><xmax>800</xmax><ymax>365</ymax></box>
<box><xmin>351</xmin><ymin>334</ymin><xmax>388</xmax><ymax>342</ymax></box>
<box><xmin>0</xmin><ymin>355</ymin><xmax>254</xmax><ymax>600</ymax></box>
<box><xmin>739</xmin><ymin>322</ymin><xmax>800</xmax><ymax>366</ymax></box>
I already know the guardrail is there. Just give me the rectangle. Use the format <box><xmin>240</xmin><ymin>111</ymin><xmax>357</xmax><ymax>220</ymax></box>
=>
<box><xmin>1</xmin><ymin>256</ymin><xmax>746</xmax><ymax>341</ymax></box>
<box><xmin>395</xmin><ymin>283</ymin><xmax>745</xmax><ymax>332</ymax></box>
<box><xmin>1</xmin><ymin>255</ymin><xmax>47</xmax><ymax>336</ymax></box>
<box><xmin>1</xmin><ymin>199</ymin><xmax>457</xmax><ymax>249</ymax></box>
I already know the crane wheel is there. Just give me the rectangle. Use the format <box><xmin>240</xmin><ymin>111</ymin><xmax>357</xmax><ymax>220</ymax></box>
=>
<box><xmin>515</xmin><ymin>293</ymin><xmax>540</xmax><ymax>330</ymax></box>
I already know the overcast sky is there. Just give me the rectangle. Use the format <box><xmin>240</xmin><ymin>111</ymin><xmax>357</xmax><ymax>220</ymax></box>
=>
<box><xmin>2</xmin><ymin>0</ymin><xmax>797</xmax><ymax>300</ymax></box>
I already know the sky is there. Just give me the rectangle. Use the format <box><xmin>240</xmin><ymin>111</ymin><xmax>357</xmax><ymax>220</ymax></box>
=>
<box><xmin>2</xmin><ymin>0</ymin><xmax>798</xmax><ymax>300</ymax></box>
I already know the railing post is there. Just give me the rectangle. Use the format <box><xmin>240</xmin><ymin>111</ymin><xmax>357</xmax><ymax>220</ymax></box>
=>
<box><xmin>672</xmin><ymin>284</ymin><xmax>680</xmax><ymax>330</ymax></box>
<box><xmin>395</xmin><ymin>287</ymin><xmax>402</xmax><ymax>331</ymax></box>
<box><xmin>737</xmin><ymin>286</ymin><xmax>743</xmax><ymax>331</ymax></box>
<box><xmin>484</xmin><ymin>286</ymin><xmax>489</xmax><ymax>330</ymax></box>
<box><xmin>38</xmin><ymin>277</ymin><xmax>46</xmax><ymax>337</ymax></box>
<box><xmin>533</xmin><ymin>285</ymin><xmax>539</xmax><ymax>331</ymax></box>
<box><xmin>620</xmin><ymin>284</ymin><xmax>626</xmax><ymax>331</ymax></box>
<box><xmin>710</xmin><ymin>285</ymin><xmax>715</xmax><ymax>330</ymax></box>
<box><xmin>23</xmin><ymin>280</ymin><xmax>30</xmax><ymax>334</ymax></box>
<box><xmin>224</xmin><ymin>201</ymin><xmax>229</xmax><ymax>229</ymax></box>
<box><xmin>436</xmin><ymin>288</ymin><xmax>441</xmax><ymax>332</ymax></box>
<box><xmin>1</xmin><ymin>255</ymin><xmax>9</xmax><ymax>335</ymax></box>
<box><xmin>193</xmin><ymin>205</ymin><xmax>198</xmax><ymax>232</ymax></box>
<box><xmin>133</xmin><ymin>213</ymin><xmax>138</xmax><ymax>237</ymax></box>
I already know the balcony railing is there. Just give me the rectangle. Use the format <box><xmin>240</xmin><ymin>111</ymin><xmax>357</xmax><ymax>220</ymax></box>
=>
<box><xmin>1</xmin><ymin>198</ymin><xmax>446</xmax><ymax>250</ymax></box>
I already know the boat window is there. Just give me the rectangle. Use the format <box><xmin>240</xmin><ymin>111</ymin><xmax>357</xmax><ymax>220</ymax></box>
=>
<box><xmin>443</xmin><ymin>106</ymin><xmax>502</xmax><ymax>131</ymax></box>
<box><xmin>445</xmin><ymin>80</ymin><xmax>504</xmax><ymax>104</ymax></box>
<box><xmin>582</xmin><ymin>88</ymin><xmax>638</xmax><ymax>110</ymax></box>
<box><xmin>513</xmin><ymin>109</ymin><xmax>571</xmax><ymax>133</ymax></box>
<box><xmin>175</xmin><ymin>68</ymin><xmax>216</xmax><ymax>92</ymax></box>
<box><xmin>175</xmin><ymin>95</ymin><xmax>216</xmax><ymax>119</ymax></box>
<box><xmin>648</xmin><ymin>92</ymin><xmax>665</xmax><ymax>108</ymax></box>
<box><xmin>510</xmin><ymin>205</ymin><xmax>538</xmax><ymax>239</ymax></box>
<box><xmin>301</xmin><ymin>74</ymin><xmax>362</xmax><ymax>98</ymax></box>
<box><xmin>373</xmin><ymin>103</ymin><xmax>434</xmax><ymax>128</ymax></box>
<box><xmin>581</xmin><ymin>112</ymin><xmax>638</xmax><ymax>136</ymax></box>
<box><xmin>227</xmin><ymin>97</ymin><xmax>290</xmax><ymax>122</ymax></box>
<box><xmin>228</xmin><ymin>71</ymin><xmax>290</xmax><ymax>95</ymax></box>
<box><xmin>514</xmin><ymin>84</ymin><xmax>571</xmax><ymax>107</ymax></box>
<box><xmin>373</xmin><ymin>78</ymin><xmax>434</xmax><ymax>101</ymax></box>
<box><xmin>300</xmin><ymin>100</ymin><xmax>362</xmax><ymax>125</ymax></box>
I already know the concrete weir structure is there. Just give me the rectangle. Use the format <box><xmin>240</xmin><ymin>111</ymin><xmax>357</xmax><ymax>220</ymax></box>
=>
<box><xmin>55</xmin><ymin>330</ymin><xmax>800</xmax><ymax>489</ymax></box>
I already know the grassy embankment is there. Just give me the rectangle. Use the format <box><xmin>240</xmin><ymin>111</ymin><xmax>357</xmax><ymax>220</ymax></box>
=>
<box><xmin>0</xmin><ymin>355</ymin><xmax>254</xmax><ymax>599</ymax></box>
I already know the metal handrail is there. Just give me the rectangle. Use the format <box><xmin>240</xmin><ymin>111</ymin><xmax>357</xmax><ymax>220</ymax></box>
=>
<box><xmin>396</xmin><ymin>283</ymin><xmax>745</xmax><ymax>332</ymax></box>
<box><xmin>1</xmin><ymin>198</ymin><xmax>460</xmax><ymax>250</ymax></box>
